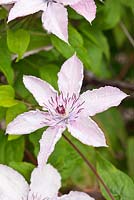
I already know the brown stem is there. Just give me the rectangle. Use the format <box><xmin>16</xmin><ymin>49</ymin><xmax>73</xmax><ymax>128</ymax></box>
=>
<box><xmin>120</xmin><ymin>21</ymin><xmax>134</xmax><ymax>48</ymax></box>
<box><xmin>116</xmin><ymin>53</ymin><xmax>134</xmax><ymax>80</ymax></box>
<box><xmin>63</xmin><ymin>134</ymin><xmax>115</xmax><ymax>200</ymax></box>
<box><xmin>84</xmin><ymin>71</ymin><xmax>134</xmax><ymax>92</ymax></box>
<box><xmin>24</xmin><ymin>149</ymin><xmax>37</xmax><ymax>166</ymax></box>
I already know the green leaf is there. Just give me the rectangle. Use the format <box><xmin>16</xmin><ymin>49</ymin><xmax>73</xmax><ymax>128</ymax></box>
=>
<box><xmin>0</xmin><ymin>7</ymin><xmax>8</xmax><ymax>19</ymax></box>
<box><xmin>68</xmin><ymin>7</ymin><xmax>83</xmax><ymax>20</ymax></box>
<box><xmin>69</xmin><ymin>24</ymin><xmax>84</xmax><ymax>47</ymax></box>
<box><xmin>0</xmin><ymin>38</ymin><xmax>14</xmax><ymax>84</ymax></box>
<box><xmin>113</xmin><ymin>24</ymin><xmax>126</xmax><ymax>48</ymax></box>
<box><xmin>127</xmin><ymin>137</ymin><xmax>134</xmax><ymax>179</ymax></box>
<box><xmin>29</xmin><ymin>128</ymin><xmax>45</xmax><ymax>157</ymax></box>
<box><xmin>7</xmin><ymin>29</ymin><xmax>30</xmax><ymax>61</ymax></box>
<box><xmin>51</xmin><ymin>24</ymin><xmax>83</xmax><ymax>59</ymax></box>
<box><xmin>94</xmin><ymin>108</ymin><xmax>127</xmax><ymax>155</ymax></box>
<box><xmin>0</xmin><ymin>131</ymin><xmax>25</xmax><ymax>164</ymax></box>
<box><xmin>51</xmin><ymin>35</ymin><xmax>75</xmax><ymax>59</ymax></box>
<box><xmin>28</xmin><ymin>31</ymin><xmax>51</xmax><ymax>51</ymax></box>
<box><xmin>0</xmin><ymin>85</ymin><xmax>18</xmax><ymax>107</ymax></box>
<box><xmin>49</xmin><ymin>136</ymin><xmax>82</xmax><ymax>184</ymax></box>
<box><xmin>9</xmin><ymin>161</ymin><xmax>35</xmax><ymax>182</ymax></box>
<box><xmin>94</xmin><ymin>0</ymin><xmax>123</xmax><ymax>30</ymax></box>
<box><xmin>97</xmin><ymin>154</ymin><xmax>134</xmax><ymax>200</ymax></box>
<box><xmin>51</xmin><ymin>24</ymin><xmax>93</xmax><ymax>70</ymax></box>
<box><xmin>79</xmin><ymin>23</ymin><xmax>110</xmax><ymax>60</ymax></box>
<box><xmin>39</xmin><ymin>64</ymin><xmax>59</xmax><ymax>90</ymax></box>
<box><xmin>6</xmin><ymin>102</ymin><xmax>27</xmax><ymax>124</ymax></box>
<box><xmin>120</xmin><ymin>0</ymin><xmax>134</xmax><ymax>8</ymax></box>
<box><xmin>0</xmin><ymin>107</ymin><xmax>6</xmax><ymax>120</ymax></box>
<box><xmin>75</xmin><ymin>46</ymin><xmax>92</xmax><ymax>70</ymax></box>
<box><xmin>6</xmin><ymin>102</ymin><xmax>27</xmax><ymax>141</ymax></box>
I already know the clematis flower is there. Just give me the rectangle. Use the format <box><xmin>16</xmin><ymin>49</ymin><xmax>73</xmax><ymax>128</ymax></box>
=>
<box><xmin>0</xmin><ymin>163</ymin><xmax>95</xmax><ymax>200</ymax></box>
<box><xmin>0</xmin><ymin>0</ymin><xmax>96</xmax><ymax>43</ymax></box>
<box><xmin>6</xmin><ymin>54</ymin><xmax>128</xmax><ymax>167</ymax></box>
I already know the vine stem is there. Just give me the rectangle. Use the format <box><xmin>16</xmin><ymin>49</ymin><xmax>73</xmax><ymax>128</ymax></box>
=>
<box><xmin>24</xmin><ymin>149</ymin><xmax>37</xmax><ymax>166</ymax></box>
<box><xmin>62</xmin><ymin>134</ymin><xmax>115</xmax><ymax>200</ymax></box>
<box><xmin>120</xmin><ymin>21</ymin><xmax>134</xmax><ymax>48</ymax></box>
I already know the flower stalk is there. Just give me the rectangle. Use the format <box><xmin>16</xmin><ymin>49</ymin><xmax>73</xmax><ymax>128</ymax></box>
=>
<box><xmin>63</xmin><ymin>133</ymin><xmax>115</xmax><ymax>200</ymax></box>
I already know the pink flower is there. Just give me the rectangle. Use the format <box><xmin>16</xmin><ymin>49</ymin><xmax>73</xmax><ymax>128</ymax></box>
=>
<box><xmin>0</xmin><ymin>163</ymin><xmax>95</xmax><ymax>200</ymax></box>
<box><xmin>6</xmin><ymin>55</ymin><xmax>128</xmax><ymax>167</ymax></box>
<box><xmin>0</xmin><ymin>0</ymin><xmax>96</xmax><ymax>43</ymax></box>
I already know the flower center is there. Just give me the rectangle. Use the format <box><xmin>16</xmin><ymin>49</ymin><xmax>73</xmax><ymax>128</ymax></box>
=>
<box><xmin>56</xmin><ymin>105</ymin><xmax>65</xmax><ymax>115</ymax></box>
<box><xmin>42</xmin><ymin>93</ymin><xmax>85</xmax><ymax>126</ymax></box>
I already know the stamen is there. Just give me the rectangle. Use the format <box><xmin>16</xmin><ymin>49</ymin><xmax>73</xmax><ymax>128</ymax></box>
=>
<box><xmin>51</xmin><ymin>97</ymin><xmax>54</xmax><ymax>103</ymax></box>
<box><xmin>76</xmin><ymin>101</ymin><xmax>85</xmax><ymax>108</ymax></box>
<box><xmin>28</xmin><ymin>192</ymin><xmax>50</xmax><ymax>200</ymax></box>
<box><xmin>43</xmin><ymin>102</ymin><xmax>50</xmax><ymax>111</ymax></box>
<box><xmin>76</xmin><ymin>108</ymin><xmax>84</xmax><ymax>114</ymax></box>
<box><xmin>41</xmin><ymin>93</ymin><xmax>85</xmax><ymax>127</ymax></box>
<box><xmin>55</xmin><ymin>94</ymin><xmax>58</xmax><ymax>105</ymax></box>
<box><xmin>44</xmin><ymin>0</ymin><xmax>57</xmax><ymax>6</ymax></box>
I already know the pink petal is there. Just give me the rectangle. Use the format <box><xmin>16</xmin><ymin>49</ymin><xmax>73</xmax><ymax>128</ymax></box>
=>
<box><xmin>23</xmin><ymin>75</ymin><xmax>57</xmax><ymax>108</ymax></box>
<box><xmin>42</xmin><ymin>3</ymin><xmax>68</xmax><ymax>43</ymax></box>
<box><xmin>0</xmin><ymin>0</ymin><xmax>17</xmax><ymax>4</ymax></box>
<box><xmin>59</xmin><ymin>191</ymin><xmax>95</xmax><ymax>200</ymax></box>
<box><xmin>6</xmin><ymin>110</ymin><xmax>48</xmax><ymax>135</ymax></box>
<box><xmin>68</xmin><ymin>117</ymin><xmax>107</xmax><ymax>147</ymax></box>
<box><xmin>80</xmin><ymin>86</ymin><xmax>128</xmax><ymax>117</ymax></box>
<box><xmin>58</xmin><ymin>54</ymin><xmax>83</xmax><ymax>98</ymax></box>
<box><xmin>57</xmin><ymin>0</ymin><xmax>80</xmax><ymax>5</ymax></box>
<box><xmin>29</xmin><ymin>164</ymin><xmax>61</xmax><ymax>199</ymax></box>
<box><xmin>0</xmin><ymin>164</ymin><xmax>29</xmax><ymax>200</ymax></box>
<box><xmin>8</xmin><ymin>0</ymin><xmax>46</xmax><ymax>22</ymax></box>
<box><xmin>38</xmin><ymin>126</ymin><xmax>65</xmax><ymax>166</ymax></box>
<box><xmin>70</xmin><ymin>0</ymin><xmax>96</xmax><ymax>23</ymax></box>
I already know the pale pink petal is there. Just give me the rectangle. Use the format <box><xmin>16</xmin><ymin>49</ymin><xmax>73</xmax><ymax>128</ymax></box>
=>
<box><xmin>8</xmin><ymin>0</ymin><xmax>47</xmax><ymax>22</ymax></box>
<box><xmin>80</xmin><ymin>86</ymin><xmax>128</xmax><ymax>117</ymax></box>
<box><xmin>23</xmin><ymin>75</ymin><xmax>57</xmax><ymax>108</ymax></box>
<box><xmin>57</xmin><ymin>0</ymin><xmax>80</xmax><ymax>5</ymax></box>
<box><xmin>0</xmin><ymin>164</ymin><xmax>29</xmax><ymax>200</ymax></box>
<box><xmin>58</xmin><ymin>54</ymin><xmax>83</xmax><ymax>98</ymax></box>
<box><xmin>0</xmin><ymin>0</ymin><xmax>17</xmax><ymax>4</ymax></box>
<box><xmin>6</xmin><ymin>110</ymin><xmax>48</xmax><ymax>135</ymax></box>
<box><xmin>42</xmin><ymin>3</ymin><xmax>68</xmax><ymax>43</ymax></box>
<box><xmin>29</xmin><ymin>164</ymin><xmax>61</xmax><ymax>199</ymax></box>
<box><xmin>38</xmin><ymin>126</ymin><xmax>65</xmax><ymax>166</ymax></box>
<box><xmin>68</xmin><ymin>117</ymin><xmax>107</xmax><ymax>147</ymax></box>
<box><xmin>59</xmin><ymin>191</ymin><xmax>95</xmax><ymax>200</ymax></box>
<box><xmin>70</xmin><ymin>0</ymin><xmax>96</xmax><ymax>23</ymax></box>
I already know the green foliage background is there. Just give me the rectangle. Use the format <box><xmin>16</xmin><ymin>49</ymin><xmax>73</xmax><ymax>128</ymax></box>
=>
<box><xmin>0</xmin><ymin>0</ymin><xmax>134</xmax><ymax>199</ymax></box>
